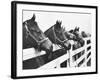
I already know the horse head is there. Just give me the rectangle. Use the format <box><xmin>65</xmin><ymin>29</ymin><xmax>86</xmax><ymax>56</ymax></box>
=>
<box><xmin>23</xmin><ymin>14</ymin><xmax>53</xmax><ymax>60</ymax></box>
<box><xmin>69</xmin><ymin>27</ymin><xmax>85</xmax><ymax>47</ymax></box>
<box><xmin>81</xmin><ymin>31</ymin><xmax>91</xmax><ymax>38</ymax></box>
<box><xmin>63</xmin><ymin>26</ymin><xmax>76</xmax><ymax>41</ymax></box>
<box><xmin>50</xmin><ymin>20</ymin><xmax>71</xmax><ymax>50</ymax></box>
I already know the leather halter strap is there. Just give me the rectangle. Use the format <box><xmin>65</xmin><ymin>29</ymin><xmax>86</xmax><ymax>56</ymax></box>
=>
<box><xmin>24</xmin><ymin>21</ymin><xmax>49</xmax><ymax>46</ymax></box>
<box><xmin>52</xmin><ymin>26</ymin><xmax>68</xmax><ymax>44</ymax></box>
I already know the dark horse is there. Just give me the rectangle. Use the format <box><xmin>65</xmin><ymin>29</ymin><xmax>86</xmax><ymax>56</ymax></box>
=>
<box><xmin>44</xmin><ymin>20</ymin><xmax>71</xmax><ymax>51</ymax></box>
<box><xmin>69</xmin><ymin>27</ymin><xmax>85</xmax><ymax>50</ymax></box>
<box><xmin>81</xmin><ymin>31</ymin><xmax>91</xmax><ymax>38</ymax></box>
<box><xmin>62</xmin><ymin>27</ymin><xmax>76</xmax><ymax>41</ymax></box>
<box><xmin>64</xmin><ymin>27</ymin><xmax>85</xmax><ymax>65</ymax></box>
<box><xmin>23</xmin><ymin>14</ymin><xmax>53</xmax><ymax>67</ymax></box>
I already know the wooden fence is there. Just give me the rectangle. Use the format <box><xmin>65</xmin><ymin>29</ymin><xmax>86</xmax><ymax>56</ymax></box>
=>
<box><xmin>39</xmin><ymin>37</ymin><xmax>91</xmax><ymax>69</ymax></box>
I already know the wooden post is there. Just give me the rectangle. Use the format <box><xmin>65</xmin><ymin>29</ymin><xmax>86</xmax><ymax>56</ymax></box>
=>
<box><xmin>56</xmin><ymin>59</ymin><xmax>60</xmax><ymax>68</ymax></box>
<box><xmin>70</xmin><ymin>46</ymin><xmax>74</xmax><ymax>67</ymax></box>
<box><xmin>84</xmin><ymin>38</ymin><xmax>88</xmax><ymax>67</ymax></box>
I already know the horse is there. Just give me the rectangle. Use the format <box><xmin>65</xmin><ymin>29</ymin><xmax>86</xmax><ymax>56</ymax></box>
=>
<box><xmin>62</xmin><ymin>27</ymin><xmax>76</xmax><ymax>41</ymax></box>
<box><xmin>69</xmin><ymin>27</ymin><xmax>85</xmax><ymax>50</ymax></box>
<box><xmin>67</xmin><ymin>27</ymin><xmax>85</xmax><ymax>65</ymax></box>
<box><xmin>23</xmin><ymin>14</ymin><xmax>53</xmax><ymax>67</ymax></box>
<box><xmin>81</xmin><ymin>31</ymin><xmax>91</xmax><ymax>38</ymax></box>
<box><xmin>44</xmin><ymin>20</ymin><xmax>71</xmax><ymax>51</ymax></box>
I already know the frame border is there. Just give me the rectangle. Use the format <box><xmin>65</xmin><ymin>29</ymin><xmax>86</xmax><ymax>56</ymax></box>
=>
<box><xmin>11</xmin><ymin>1</ymin><xmax>98</xmax><ymax>79</ymax></box>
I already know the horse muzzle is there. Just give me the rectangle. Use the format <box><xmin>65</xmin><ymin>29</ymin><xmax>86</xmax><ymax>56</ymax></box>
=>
<box><xmin>63</xmin><ymin>41</ymin><xmax>71</xmax><ymax>50</ymax></box>
<box><xmin>41</xmin><ymin>39</ymin><xmax>53</xmax><ymax>52</ymax></box>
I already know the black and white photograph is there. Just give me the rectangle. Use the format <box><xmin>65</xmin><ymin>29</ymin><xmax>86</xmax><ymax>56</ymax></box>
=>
<box><xmin>11</xmin><ymin>1</ymin><xmax>98</xmax><ymax>79</ymax></box>
<box><xmin>23</xmin><ymin>10</ymin><xmax>92</xmax><ymax>69</ymax></box>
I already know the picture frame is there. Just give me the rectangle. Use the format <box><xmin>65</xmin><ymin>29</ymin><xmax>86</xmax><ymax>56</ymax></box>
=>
<box><xmin>11</xmin><ymin>1</ymin><xmax>98</xmax><ymax>79</ymax></box>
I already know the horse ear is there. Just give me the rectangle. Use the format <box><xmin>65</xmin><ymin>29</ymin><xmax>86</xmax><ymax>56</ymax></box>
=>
<box><xmin>62</xmin><ymin>26</ymin><xmax>65</xmax><ymax>30</ymax></box>
<box><xmin>75</xmin><ymin>26</ymin><xmax>77</xmax><ymax>31</ymax></box>
<box><xmin>31</xmin><ymin>14</ymin><xmax>36</xmax><ymax>21</ymax></box>
<box><xmin>56</xmin><ymin>20</ymin><xmax>58</xmax><ymax>24</ymax></box>
<box><xmin>58</xmin><ymin>20</ymin><xmax>59</xmax><ymax>23</ymax></box>
<box><xmin>60</xmin><ymin>21</ymin><xmax>62</xmax><ymax>25</ymax></box>
<box><xmin>77</xmin><ymin>27</ymin><xmax>79</xmax><ymax>31</ymax></box>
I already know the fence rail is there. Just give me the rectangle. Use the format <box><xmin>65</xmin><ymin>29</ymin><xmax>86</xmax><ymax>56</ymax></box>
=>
<box><xmin>39</xmin><ymin>37</ymin><xmax>91</xmax><ymax>69</ymax></box>
<box><xmin>23</xmin><ymin>37</ymin><xmax>91</xmax><ymax>69</ymax></box>
<box><xmin>23</xmin><ymin>48</ymin><xmax>46</xmax><ymax>60</ymax></box>
<box><xmin>39</xmin><ymin>53</ymin><xmax>69</xmax><ymax>69</ymax></box>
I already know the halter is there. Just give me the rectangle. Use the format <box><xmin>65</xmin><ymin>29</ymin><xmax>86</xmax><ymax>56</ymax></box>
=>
<box><xmin>52</xmin><ymin>26</ymin><xmax>68</xmax><ymax>44</ymax></box>
<box><xmin>24</xmin><ymin>21</ymin><xmax>49</xmax><ymax>46</ymax></box>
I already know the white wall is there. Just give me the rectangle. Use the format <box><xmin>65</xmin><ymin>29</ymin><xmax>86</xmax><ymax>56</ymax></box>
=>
<box><xmin>23</xmin><ymin>10</ymin><xmax>91</xmax><ymax>33</ymax></box>
<box><xmin>0</xmin><ymin>0</ymin><xmax>99</xmax><ymax>80</ymax></box>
